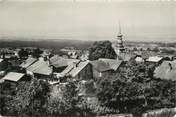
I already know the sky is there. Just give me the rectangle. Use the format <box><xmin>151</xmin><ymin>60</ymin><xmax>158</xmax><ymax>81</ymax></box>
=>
<box><xmin>0</xmin><ymin>0</ymin><xmax>175</xmax><ymax>42</ymax></box>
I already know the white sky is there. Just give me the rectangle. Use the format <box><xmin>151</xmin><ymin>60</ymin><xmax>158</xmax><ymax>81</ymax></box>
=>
<box><xmin>0</xmin><ymin>0</ymin><xmax>175</xmax><ymax>41</ymax></box>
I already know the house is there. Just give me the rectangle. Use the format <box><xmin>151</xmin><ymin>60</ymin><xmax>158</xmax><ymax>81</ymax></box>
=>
<box><xmin>146</xmin><ymin>56</ymin><xmax>168</xmax><ymax>64</ymax></box>
<box><xmin>20</xmin><ymin>57</ymin><xmax>37</xmax><ymax>68</ymax></box>
<box><xmin>154</xmin><ymin>60</ymin><xmax>176</xmax><ymax>81</ymax></box>
<box><xmin>26</xmin><ymin>59</ymin><xmax>52</xmax><ymax>78</ymax></box>
<box><xmin>0</xmin><ymin>49</ymin><xmax>17</xmax><ymax>59</ymax></box>
<box><xmin>60</xmin><ymin>47</ymin><xmax>82</xmax><ymax>59</ymax></box>
<box><xmin>50</xmin><ymin>55</ymin><xmax>79</xmax><ymax>72</ymax></box>
<box><xmin>2</xmin><ymin>72</ymin><xmax>25</xmax><ymax>84</ymax></box>
<box><xmin>134</xmin><ymin>55</ymin><xmax>144</xmax><ymax>63</ymax></box>
<box><xmin>60</xmin><ymin>60</ymin><xmax>93</xmax><ymax>81</ymax></box>
<box><xmin>90</xmin><ymin>59</ymin><xmax>123</xmax><ymax>78</ymax></box>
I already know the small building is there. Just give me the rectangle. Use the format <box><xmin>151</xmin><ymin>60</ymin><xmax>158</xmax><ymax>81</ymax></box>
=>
<box><xmin>50</xmin><ymin>55</ymin><xmax>79</xmax><ymax>72</ymax></box>
<box><xmin>90</xmin><ymin>59</ymin><xmax>123</xmax><ymax>78</ymax></box>
<box><xmin>134</xmin><ymin>55</ymin><xmax>144</xmax><ymax>63</ymax></box>
<box><xmin>146</xmin><ymin>56</ymin><xmax>167</xmax><ymax>64</ymax></box>
<box><xmin>60</xmin><ymin>60</ymin><xmax>93</xmax><ymax>81</ymax></box>
<box><xmin>26</xmin><ymin>59</ymin><xmax>52</xmax><ymax>79</ymax></box>
<box><xmin>2</xmin><ymin>72</ymin><xmax>25</xmax><ymax>84</ymax></box>
<box><xmin>60</xmin><ymin>47</ymin><xmax>81</xmax><ymax>59</ymax></box>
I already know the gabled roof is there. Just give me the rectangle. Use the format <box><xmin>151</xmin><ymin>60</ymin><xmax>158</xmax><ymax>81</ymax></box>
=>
<box><xmin>69</xmin><ymin>61</ymin><xmax>89</xmax><ymax>77</ymax></box>
<box><xmin>98</xmin><ymin>58</ymin><xmax>123</xmax><ymax>71</ymax></box>
<box><xmin>60</xmin><ymin>61</ymin><xmax>90</xmax><ymax>77</ymax></box>
<box><xmin>154</xmin><ymin>60</ymin><xmax>176</xmax><ymax>81</ymax></box>
<box><xmin>27</xmin><ymin>60</ymin><xmax>52</xmax><ymax>75</ymax></box>
<box><xmin>90</xmin><ymin>60</ymin><xmax>111</xmax><ymax>72</ymax></box>
<box><xmin>91</xmin><ymin>59</ymin><xmax>122</xmax><ymax>72</ymax></box>
<box><xmin>20</xmin><ymin>57</ymin><xmax>37</xmax><ymax>68</ymax></box>
<box><xmin>146</xmin><ymin>56</ymin><xmax>163</xmax><ymax>63</ymax></box>
<box><xmin>2</xmin><ymin>72</ymin><xmax>25</xmax><ymax>82</ymax></box>
<box><xmin>50</xmin><ymin>55</ymin><xmax>79</xmax><ymax>68</ymax></box>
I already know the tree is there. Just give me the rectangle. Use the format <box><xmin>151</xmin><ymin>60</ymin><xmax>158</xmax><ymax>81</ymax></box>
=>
<box><xmin>96</xmin><ymin>77</ymin><xmax>145</xmax><ymax>114</ymax></box>
<box><xmin>88</xmin><ymin>41</ymin><xmax>117</xmax><ymax>60</ymax></box>
<box><xmin>18</xmin><ymin>49</ymin><xmax>28</xmax><ymax>59</ymax></box>
<box><xmin>32</xmin><ymin>48</ymin><xmax>43</xmax><ymax>58</ymax></box>
<box><xmin>47</xmin><ymin>81</ymin><xmax>79</xmax><ymax>116</ymax></box>
<box><xmin>4</xmin><ymin>78</ymin><xmax>50</xmax><ymax>116</ymax></box>
<box><xmin>153</xmin><ymin>47</ymin><xmax>159</xmax><ymax>53</ymax></box>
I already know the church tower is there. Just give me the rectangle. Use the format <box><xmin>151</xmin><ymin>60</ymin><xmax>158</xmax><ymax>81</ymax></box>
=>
<box><xmin>114</xmin><ymin>24</ymin><xmax>125</xmax><ymax>55</ymax></box>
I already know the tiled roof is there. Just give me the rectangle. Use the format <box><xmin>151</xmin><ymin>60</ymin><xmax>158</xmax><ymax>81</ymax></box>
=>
<box><xmin>2</xmin><ymin>72</ymin><xmax>25</xmax><ymax>82</ymax></box>
<box><xmin>91</xmin><ymin>60</ymin><xmax>111</xmax><ymax>72</ymax></box>
<box><xmin>50</xmin><ymin>55</ymin><xmax>79</xmax><ymax>68</ymax></box>
<box><xmin>98</xmin><ymin>58</ymin><xmax>123</xmax><ymax>71</ymax></box>
<box><xmin>20</xmin><ymin>57</ymin><xmax>37</xmax><ymax>68</ymax></box>
<box><xmin>91</xmin><ymin>59</ymin><xmax>122</xmax><ymax>72</ymax></box>
<box><xmin>69</xmin><ymin>61</ymin><xmax>89</xmax><ymax>77</ymax></box>
<box><xmin>27</xmin><ymin>60</ymin><xmax>52</xmax><ymax>75</ymax></box>
<box><xmin>60</xmin><ymin>61</ymin><xmax>89</xmax><ymax>77</ymax></box>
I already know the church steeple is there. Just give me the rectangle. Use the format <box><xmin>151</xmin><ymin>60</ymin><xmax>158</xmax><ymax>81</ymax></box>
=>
<box><xmin>118</xmin><ymin>22</ymin><xmax>122</xmax><ymax>36</ymax></box>
<box><xmin>114</xmin><ymin>23</ymin><xmax>125</xmax><ymax>55</ymax></box>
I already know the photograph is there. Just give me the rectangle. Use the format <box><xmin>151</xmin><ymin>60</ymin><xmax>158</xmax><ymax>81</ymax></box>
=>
<box><xmin>0</xmin><ymin>0</ymin><xmax>176</xmax><ymax>117</ymax></box>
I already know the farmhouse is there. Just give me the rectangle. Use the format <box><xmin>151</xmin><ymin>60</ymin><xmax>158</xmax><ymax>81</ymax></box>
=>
<box><xmin>60</xmin><ymin>60</ymin><xmax>93</xmax><ymax>80</ymax></box>
<box><xmin>50</xmin><ymin>55</ymin><xmax>79</xmax><ymax>72</ymax></box>
<box><xmin>91</xmin><ymin>59</ymin><xmax>123</xmax><ymax>78</ymax></box>
<box><xmin>146</xmin><ymin>56</ymin><xmax>166</xmax><ymax>64</ymax></box>
<box><xmin>26</xmin><ymin>59</ymin><xmax>52</xmax><ymax>78</ymax></box>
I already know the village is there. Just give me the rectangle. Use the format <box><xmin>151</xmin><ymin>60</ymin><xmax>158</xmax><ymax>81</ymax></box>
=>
<box><xmin>0</xmin><ymin>28</ymin><xmax>176</xmax><ymax>117</ymax></box>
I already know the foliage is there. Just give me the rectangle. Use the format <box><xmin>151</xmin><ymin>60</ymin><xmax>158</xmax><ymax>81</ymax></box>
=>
<box><xmin>152</xmin><ymin>47</ymin><xmax>160</xmax><ymax>53</ymax></box>
<box><xmin>18</xmin><ymin>48</ymin><xmax>29</xmax><ymax>59</ymax></box>
<box><xmin>95</xmin><ymin>60</ymin><xmax>176</xmax><ymax>116</ymax></box>
<box><xmin>47</xmin><ymin>81</ymin><xmax>96</xmax><ymax>117</ymax></box>
<box><xmin>96</xmin><ymin>78</ymin><xmax>145</xmax><ymax>114</ymax></box>
<box><xmin>32</xmin><ymin>48</ymin><xmax>43</xmax><ymax>58</ymax></box>
<box><xmin>88</xmin><ymin>41</ymin><xmax>117</xmax><ymax>60</ymax></box>
<box><xmin>161</xmin><ymin>48</ymin><xmax>176</xmax><ymax>55</ymax></box>
<box><xmin>47</xmin><ymin>81</ymin><xmax>78</xmax><ymax>116</ymax></box>
<box><xmin>0</xmin><ymin>60</ymin><xmax>9</xmax><ymax>71</ymax></box>
<box><xmin>3</xmin><ymin>78</ymin><xmax>50</xmax><ymax>116</ymax></box>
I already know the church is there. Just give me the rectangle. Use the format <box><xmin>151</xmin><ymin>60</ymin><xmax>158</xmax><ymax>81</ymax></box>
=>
<box><xmin>112</xmin><ymin>24</ymin><xmax>134</xmax><ymax>61</ymax></box>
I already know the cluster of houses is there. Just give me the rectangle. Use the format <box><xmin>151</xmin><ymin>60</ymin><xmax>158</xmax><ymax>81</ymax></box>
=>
<box><xmin>0</xmin><ymin>46</ymin><xmax>176</xmax><ymax>89</ymax></box>
<box><xmin>0</xmin><ymin>48</ymin><xmax>123</xmax><ymax>86</ymax></box>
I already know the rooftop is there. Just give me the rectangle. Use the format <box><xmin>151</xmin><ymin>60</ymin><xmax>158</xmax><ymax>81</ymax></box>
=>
<box><xmin>27</xmin><ymin>60</ymin><xmax>52</xmax><ymax>75</ymax></box>
<box><xmin>146</xmin><ymin>56</ymin><xmax>163</xmax><ymax>63</ymax></box>
<box><xmin>91</xmin><ymin>59</ymin><xmax>122</xmax><ymax>72</ymax></box>
<box><xmin>50</xmin><ymin>55</ymin><xmax>79</xmax><ymax>68</ymax></box>
<box><xmin>2</xmin><ymin>72</ymin><xmax>25</xmax><ymax>82</ymax></box>
<box><xmin>20</xmin><ymin>57</ymin><xmax>37</xmax><ymax>68</ymax></box>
